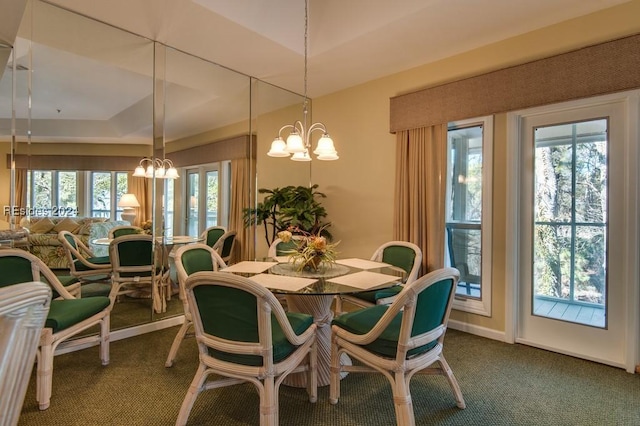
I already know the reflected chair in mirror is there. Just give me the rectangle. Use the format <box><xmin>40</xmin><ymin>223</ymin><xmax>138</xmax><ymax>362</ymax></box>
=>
<box><xmin>58</xmin><ymin>230</ymin><xmax>112</xmax><ymax>285</ymax></box>
<box><xmin>176</xmin><ymin>271</ymin><xmax>318</xmax><ymax>426</ymax></box>
<box><xmin>330</xmin><ymin>267</ymin><xmax>464</xmax><ymax>425</ymax></box>
<box><xmin>267</xmin><ymin>237</ymin><xmax>298</xmax><ymax>259</ymax></box>
<box><xmin>200</xmin><ymin>225</ymin><xmax>226</xmax><ymax>248</ymax></box>
<box><xmin>108</xmin><ymin>225</ymin><xmax>143</xmax><ymax>239</ymax></box>
<box><xmin>0</xmin><ymin>249</ymin><xmax>113</xmax><ymax>410</ymax></box>
<box><xmin>335</xmin><ymin>241</ymin><xmax>422</xmax><ymax>314</ymax></box>
<box><xmin>0</xmin><ymin>281</ymin><xmax>50</xmax><ymax>425</ymax></box>
<box><xmin>165</xmin><ymin>243</ymin><xmax>226</xmax><ymax>368</ymax></box>
<box><xmin>212</xmin><ymin>230</ymin><xmax>237</xmax><ymax>264</ymax></box>
<box><xmin>446</xmin><ymin>223</ymin><xmax>481</xmax><ymax>297</ymax></box>
<box><xmin>109</xmin><ymin>234</ymin><xmax>167</xmax><ymax>313</ymax></box>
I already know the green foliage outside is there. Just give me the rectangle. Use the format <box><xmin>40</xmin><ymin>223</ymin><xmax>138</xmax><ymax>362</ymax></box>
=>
<box><xmin>533</xmin><ymin>123</ymin><xmax>607</xmax><ymax>305</ymax></box>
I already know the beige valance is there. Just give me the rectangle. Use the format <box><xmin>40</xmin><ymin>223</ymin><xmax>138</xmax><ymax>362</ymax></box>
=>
<box><xmin>6</xmin><ymin>134</ymin><xmax>256</xmax><ymax>170</ymax></box>
<box><xmin>390</xmin><ymin>33</ymin><xmax>640</xmax><ymax>133</ymax></box>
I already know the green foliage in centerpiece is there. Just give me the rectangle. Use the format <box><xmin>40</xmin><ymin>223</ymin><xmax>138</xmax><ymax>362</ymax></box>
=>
<box><xmin>278</xmin><ymin>226</ymin><xmax>339</xmax><ymax>272</ymax></box>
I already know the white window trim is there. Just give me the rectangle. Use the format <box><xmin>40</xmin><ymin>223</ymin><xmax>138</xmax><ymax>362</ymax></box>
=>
<box><xmin>448</xmin><ymin>115</ymin><xmax>493</xmax><ymax>317</ymax></box>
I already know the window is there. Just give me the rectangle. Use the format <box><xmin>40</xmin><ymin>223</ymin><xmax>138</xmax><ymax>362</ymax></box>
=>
<box><xmin>445</xmin><ymin>116</ymin><xmax>493</xmax><ymax>316</ymax></box>
<box><xmin>180</xmin><ymin>162</ymin><xmax>229</xmax><ymax>237</ymax></box>
<box><xmin>89</xmin><ymin>172</ymin><xmax>128</xmax><ymax>219</ymax></box>
<box><xmin>27</xmin><ymin>171</ymin><xmax>78</xmax><ymax>216</ymax></box>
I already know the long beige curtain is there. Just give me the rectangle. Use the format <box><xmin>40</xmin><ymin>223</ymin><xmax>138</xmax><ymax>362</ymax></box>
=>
<box><xmin>14</xmin><ymin>169</ymin><xmax>27</xmax><ymax>224</ymax></box>
<box><xmin>228</xmin><ymin>158</ymin><xmax>255</xmax><ymax>262</ymax></box>
<box><xmin>128</xmin><ymin>174</ymin><xmax>151</xmax><ymax>226</ymax></box>
<box><xmin>393</xmin><ymin>124</ymin><xmax>447</xmax><ymax>274</ymax></box>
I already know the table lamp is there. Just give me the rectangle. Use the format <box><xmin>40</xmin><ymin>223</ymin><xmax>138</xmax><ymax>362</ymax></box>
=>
<box><xmin>118</xmin><ymin>193</ymin><xmax>140</xmax><ymax>224</ymax></box>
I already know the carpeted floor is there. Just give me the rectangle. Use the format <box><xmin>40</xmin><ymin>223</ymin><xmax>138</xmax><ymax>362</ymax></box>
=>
<box><xmin>17</xmin><ymin>327</ymin><xmax>640</xmax><ymax>425</ymax></box>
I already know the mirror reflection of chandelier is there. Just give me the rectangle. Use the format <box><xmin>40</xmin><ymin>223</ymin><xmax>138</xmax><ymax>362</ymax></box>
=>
<box><xmin>267</xmin><ymin>0</ymin><xmax>338</xmax><ymax>162</ymax></box>
<box><xmin>133</xmin><ymin>158</ymin><xmax>179</xmax><ymax>179</ymax></box>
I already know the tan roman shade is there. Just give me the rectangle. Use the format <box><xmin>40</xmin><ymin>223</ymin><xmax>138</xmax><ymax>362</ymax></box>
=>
<box><xmin>390</xmin><ymin>33</ymin><xmax>640</xmax><ymax>133</ymax></box>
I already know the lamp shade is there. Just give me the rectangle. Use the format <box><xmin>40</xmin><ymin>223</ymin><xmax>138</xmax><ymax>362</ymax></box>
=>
<box><xmin>286</xmin><ymin>131</ymin><xmax>305</xmax><ymax>153</ymax></box>
<box><xmin>267</xmin><ymin>138</ymin><xmax>290</xmax><ymax>157</ymax></box>
<box><xmin>118</xmin><ymin>193</ymin><xmax>140</xmax><ymax>208</ymax></box>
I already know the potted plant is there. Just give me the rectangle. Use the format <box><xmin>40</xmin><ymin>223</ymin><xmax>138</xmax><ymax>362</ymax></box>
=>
<box><xmin>243</xmin><ymin>184</ymin><xmax>331</xmax><ymax>247</ymax></box>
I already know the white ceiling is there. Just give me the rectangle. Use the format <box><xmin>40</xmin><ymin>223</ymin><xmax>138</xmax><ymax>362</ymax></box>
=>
<box><xmin>0</xmin><ymin>0</ymin><xmax>632</xmax><ymax>144</ymax></box>
<box><xmin>46</xmin><ymin>0</ymin><xmax>631</xmax><ymax>97</ymax></box>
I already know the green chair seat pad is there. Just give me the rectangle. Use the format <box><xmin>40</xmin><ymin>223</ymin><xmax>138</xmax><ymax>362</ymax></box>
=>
<box><xmin>332</xmin><ymin>305</ymin><xmax>436</xmax><ymax>358</ymax></box>
<box><xmin>349</xmin><ymin>285</ymin><xmax>402</xmax><ymax>304</ymax></box>
<box><xmin>74</xmin><ymin>256</ymin><xmax>111</xmax><ymax>271</ymax></box>
<box><xmin>46</xmin><ymin>296</ymin><xmax>111</xmax><ymax>333</ymax></box>
<box><xmin>50</xmin><ymin>275</ymin><xmax>80</xmax><ymax>299</ymax></box>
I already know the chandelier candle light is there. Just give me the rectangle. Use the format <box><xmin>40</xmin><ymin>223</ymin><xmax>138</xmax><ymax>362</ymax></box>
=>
<box><xmin>133</xmin><ymin>157</ymin><xmax>179</xmax><ymax>179</ymax></box>
<box><xmin>267</xmin><ymin>0</ymin><xmax>338</xmax><ymax>162</ymax></box>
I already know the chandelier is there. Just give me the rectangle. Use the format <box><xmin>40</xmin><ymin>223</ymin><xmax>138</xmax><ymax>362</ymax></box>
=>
<box><xmin>133</xmin><ymin>157</ymin><xmax>179</xmax><ymax>179</ymax></box>
<box><xmin>267</xmin><ymin>0</ymin><xmax>338</xmax><ymax>162</ymax></box>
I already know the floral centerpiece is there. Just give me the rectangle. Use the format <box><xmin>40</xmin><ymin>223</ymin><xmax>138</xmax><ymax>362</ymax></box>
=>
<box><xmin>278</xmin><ymin>226</ymin><xmax>339</xmax><ymax>272</ymax></box>
<box><xmin>140</xmin><ymin>220</ymin><xmax>153</xmax><ymax>235</ymax></box>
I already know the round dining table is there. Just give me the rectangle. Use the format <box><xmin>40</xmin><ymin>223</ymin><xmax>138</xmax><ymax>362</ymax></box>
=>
<box><xmin>221</xmin><ymin>258</ymin><xmax>406</xmax><ymax>387</ymax></box>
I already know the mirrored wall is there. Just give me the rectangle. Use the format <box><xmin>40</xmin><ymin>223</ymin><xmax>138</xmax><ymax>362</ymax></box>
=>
<box><xmin>0</xmin><ymin>0</ymin><xmax>308</xmax><ymax>333</ymax></box>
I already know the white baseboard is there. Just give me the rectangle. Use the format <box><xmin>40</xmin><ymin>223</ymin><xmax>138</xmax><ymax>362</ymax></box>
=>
<box><xmin>448</xmin><ymin>319</ymin><xmax>506</xmax><ymax>342</ymax></box>
<box><xmin>56</xmin><ymin>315</ymin><xmax>185</xmax><ymax>355</ymax></box>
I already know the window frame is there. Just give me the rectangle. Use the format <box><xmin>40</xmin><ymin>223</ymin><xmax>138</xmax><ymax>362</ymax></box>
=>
<box><xmin>446</xmin><ymin>116</ymin><xmax>493</xmax><ymax>317</ymax></box>
<box><xmin>86</xmin><ymin>171</ymin><xmax>128</xmax><ymax>220</ymax></box>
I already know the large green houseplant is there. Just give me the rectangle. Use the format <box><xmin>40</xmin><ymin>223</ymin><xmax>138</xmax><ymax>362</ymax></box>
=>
<box><xmin>243</xmin><ymin>184</ymin><xmax>331</xmax><ymax>247</ymax></box>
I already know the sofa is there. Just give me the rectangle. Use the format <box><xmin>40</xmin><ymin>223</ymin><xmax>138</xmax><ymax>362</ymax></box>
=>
<box><xmin>19</xmin><ymin>216</ymin><xmax>128</xmax><ymax>269</ymax></box>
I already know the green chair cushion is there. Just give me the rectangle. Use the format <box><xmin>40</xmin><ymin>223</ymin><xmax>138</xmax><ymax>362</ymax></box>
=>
<box><xmin>0</xmin><ymin>256</ymin><xmax>35</xmax><ymax>288</ymax></box>
<box><xmin>205</xmin><ymin>229</ymin><xmax>225</xmax><ymax>247</ymax></box>
<box><xmin>348</xmin><ymin>244</ymin><xmax>416</xmax><ymax>304</ymax></box>
<box><xmin>49</xmin><ymin>275</ymin><xmax>80</xmax><ymax>299</ymax></box>
<box><xmin>349</xmin><ymin>285</ymin><xmax>402</xmax><ymax>304</ymax></box>
<box><xmin>332</xmin><ymin>305</ymin><xmax>437</xmax><ymax>358</ymax></box>
<box><xmin>74</xmin><ymin>255</ymin><xmax>111</xmax><ymax>271</ymax></box>
<box><xmin>182</xmin><ymin>249</ymin><xmax>215</xmax><ymax>274</ymax></box>
<box><xmin>46</xmin><ymin>296</ymin><xmax>110</xmax><ymax>333</ymax></box>
<box><xmin>195</xmin><ymin>285</ymin><xmax>314</xmax><ymax>366</ymax></box>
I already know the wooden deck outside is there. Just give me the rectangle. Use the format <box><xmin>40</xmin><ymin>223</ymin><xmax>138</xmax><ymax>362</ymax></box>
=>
<box><xmin>533</xmin><ymin>298</ymin><xmax>605</xmax><ymax>328</ymax></box>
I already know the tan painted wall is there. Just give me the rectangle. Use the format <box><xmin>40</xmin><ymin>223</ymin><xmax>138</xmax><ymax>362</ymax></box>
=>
<box><xmin>304</xmin><ymin>0</ymin><xmax>640</xmax><ymax>333</ymax></box>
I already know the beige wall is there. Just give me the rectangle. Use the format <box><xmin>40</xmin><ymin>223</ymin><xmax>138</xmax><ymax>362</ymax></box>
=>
<box><xmin>300</xmin><ymin>0</ymin><xmax>640</xmax><ymax>334</ymax></box>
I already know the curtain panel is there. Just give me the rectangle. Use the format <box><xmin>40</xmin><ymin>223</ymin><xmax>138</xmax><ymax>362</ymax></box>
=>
<box><xmin>393</xmin><ymin>125</ymin><xmax>447</xmax><ymax>274</ymax></box>
<box><xmin>228</xmin><ymin>157</ymin><xmax>256</xmax><ymax>262</ymax></box>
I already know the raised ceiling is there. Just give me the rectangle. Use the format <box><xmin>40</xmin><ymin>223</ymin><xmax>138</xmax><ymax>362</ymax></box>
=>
<box><xmin>46</xmin><ymin>0</ymin><xmax>632</xmax><ymax>97</ymax></box>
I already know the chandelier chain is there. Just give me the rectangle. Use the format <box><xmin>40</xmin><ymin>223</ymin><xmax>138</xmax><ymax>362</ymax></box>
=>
<box><xmin>303</xmin><ymin>0</ymin><xmax>308</xmax><ymax>110</ymax></box>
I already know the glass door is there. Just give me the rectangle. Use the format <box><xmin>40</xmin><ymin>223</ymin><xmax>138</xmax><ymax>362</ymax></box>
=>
<box><xmin>517</xmin><ymin>96</ymin><xmax>633</xmax><ymax>369</ymax></box>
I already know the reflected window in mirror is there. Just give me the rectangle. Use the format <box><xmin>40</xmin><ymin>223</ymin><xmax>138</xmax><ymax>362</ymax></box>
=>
<box><xmin>90</xmin><ymin>172</ymin><xmax>128</xmax><ymax>220</ymax></box>
<box><xmin>182</xmin><ymin>161</ymin><xmax>229</xmax><ymax>237</ymax></box>
<box><xmin>27</xmin><ymin>171</ymin><xmax>78</xmax><ymax>216</ymax></box>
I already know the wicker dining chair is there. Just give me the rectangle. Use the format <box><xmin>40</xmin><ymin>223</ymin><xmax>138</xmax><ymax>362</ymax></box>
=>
<box><xmin>212</xmin><ymin>230</ymin><xmax>237</xmax><ymax>264</ymax></box>
<box><xmin>0</xmin><ymin>249</ymin><xmax>113</xmax><ymax>410</ymax></box>
<box><xmin>176</xmin><ymin>271</ymin><xmax>318</xmax><ymax>426</ymax></box>
<box><xmin>165</xmin><ymin>243</ymin><xmax>226</xmax><ymax>367</ymax></box>
<box><xmin>335</xmin><ymin>241</ymin><xmax>422</xmax><ymax>314</ymax></box>
<box><xmin>108</xmin><ymin>225</ymin><xmax>142</xmax><ymax>239</ymax></box>
<box><xmin>199</xmin><ymin>225</ymin><xmax>226</xmax><ymax>248</ymax></box>
<box><xmin>109</xmin><ymin>234</ymin><xmax>166</xmax><ymax>313</ymax></box>
<box><xmin>58</xmin><ymin>230</ymin><xmax>112</xmax><ymax>284</ymax></box>
<box><xmin>0</xmin><ymin>281</ymin><xmax>50</xmax><ymax>425</ymax></box>
<box><xmin>330</xmin><ymin>267</ymin><xmax>464</xmax><ymax>425</ymax></box>
<box><xmin>267</xmin><ymin>237</ymin><xmax>298</xmax><ymax>259</ymax></box>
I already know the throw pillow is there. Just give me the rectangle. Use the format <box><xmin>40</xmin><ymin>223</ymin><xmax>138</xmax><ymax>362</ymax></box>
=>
<box><xmin>29</xmin><ymin>217</ymin><xmax>56</xmax><ymax>234</ymax></box>
<box><xmin>53</xmin><ymin>217</ymin><xmax>80</xmax><ymax>233</ymax></box>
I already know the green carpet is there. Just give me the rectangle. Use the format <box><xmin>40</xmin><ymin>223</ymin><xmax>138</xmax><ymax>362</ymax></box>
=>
<box><xmin>17</xmin><ymin>328</ymin><xmax>640</xmax><ymax>425</ymax></box>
